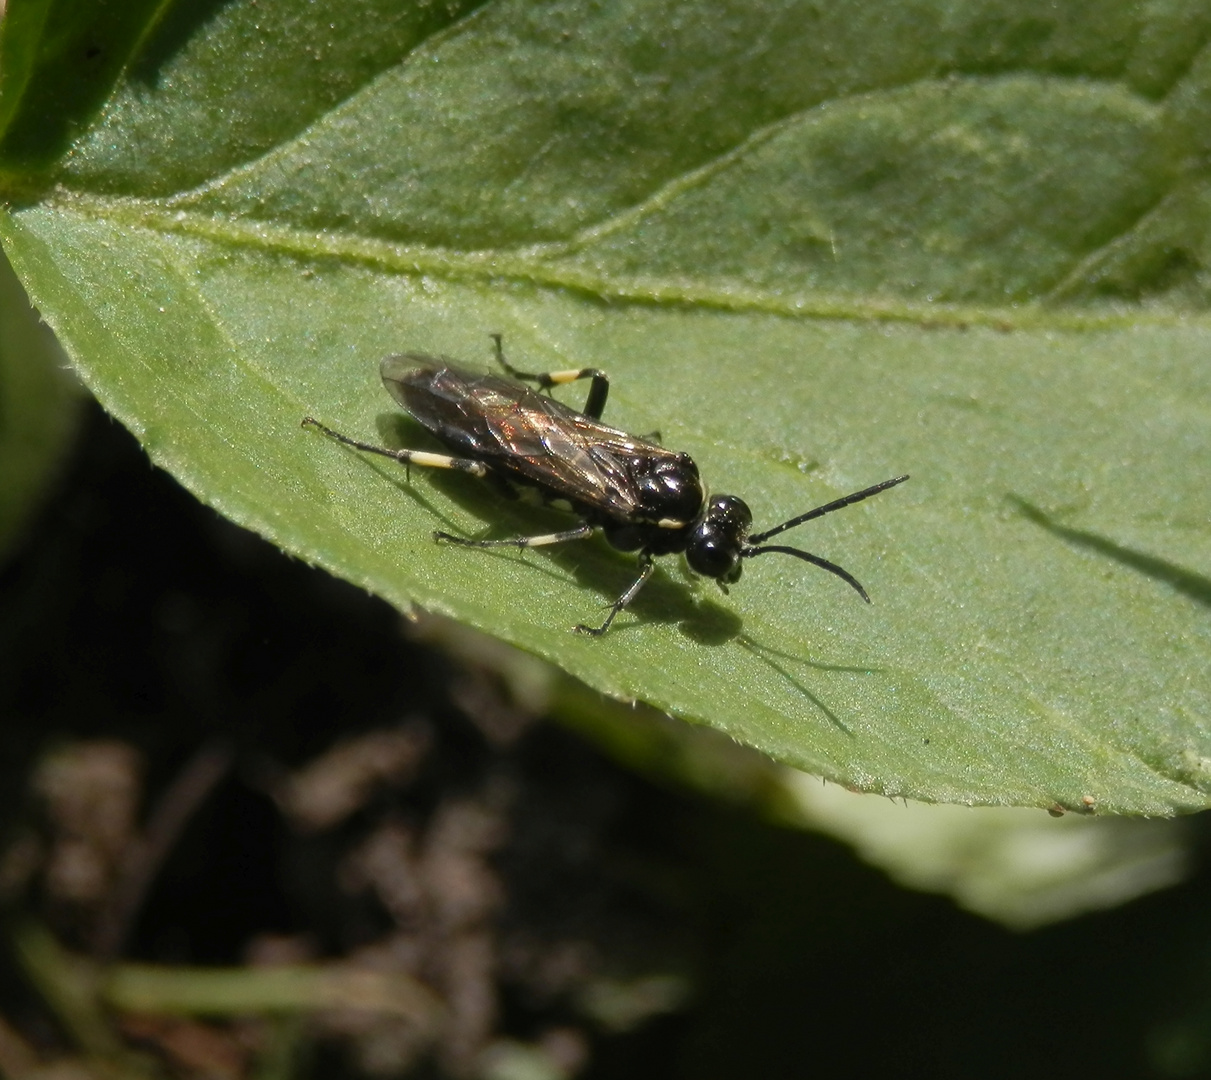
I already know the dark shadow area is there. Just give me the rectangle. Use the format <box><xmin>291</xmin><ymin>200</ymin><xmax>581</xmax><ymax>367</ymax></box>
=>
<box><xmin>666</xmin><ymin>805</ymin><xmax>1211</xmax><ymax>1080</ymax></box>
<box><xmin>1010</xmin><ymin>495</ymin><xmax>1211</xmax><ymax>609</ymax></box>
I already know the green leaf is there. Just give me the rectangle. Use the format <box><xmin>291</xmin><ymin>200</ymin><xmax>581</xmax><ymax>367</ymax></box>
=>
<box><xmin>0</xmin><ymin>247</ymin><xmax>79</xmax><ymax>564</ymax></box>
<box><xmin>2</xmin><ymin>0</ymin><xmax>1210</xmax><ymax>814</ymax></box>
<box><xmin>0</xmin><ymin>0</ymin><xmax>174</xmax><ymax>175</ymax></box>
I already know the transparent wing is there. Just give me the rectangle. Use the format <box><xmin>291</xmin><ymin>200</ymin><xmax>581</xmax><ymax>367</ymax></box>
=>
<box><xmin>393</xmin><ymin>364</ymin><xmax>683</xmax><ymax>519</ymax></box>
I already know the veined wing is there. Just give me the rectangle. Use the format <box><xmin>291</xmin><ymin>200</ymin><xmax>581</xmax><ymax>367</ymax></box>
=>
<box><xmin>390</xmin><ymin>362</ymin><xmax>683</xmax><ymax>519</ymax></box>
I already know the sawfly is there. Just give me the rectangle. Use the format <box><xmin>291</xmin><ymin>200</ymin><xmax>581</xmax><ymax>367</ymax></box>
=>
<box><xmin>303</xmin><ymin>335</ymin><xmax>908</xmax><ymax>635</ymax></box>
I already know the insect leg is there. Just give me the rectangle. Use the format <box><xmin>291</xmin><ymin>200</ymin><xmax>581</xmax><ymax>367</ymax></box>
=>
<box><xmin>434</xmin><ymin>522</ymin><xmax>596</xmax><ymax>549</ymax></box>
<box><xmin>574</xmin><ymin>553</ymin><xmax>655</xmax><ymax>636</ymax></box>
<box><xmin>489</xmin><ymin>333</ymin><xmax>610</xmax><ymax>420</ymax></box>
<box><xmin>302</xmin><ymin>417</ymin><xmax>488</xmax><ymax>478</ymax></box>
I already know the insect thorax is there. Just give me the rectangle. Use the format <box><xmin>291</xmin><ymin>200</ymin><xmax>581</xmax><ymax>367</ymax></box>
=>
<box><xmin>631</xmin><ymin>452</ymin><xmax>703</xmax><ymax>519</ymax></box>
<box><xmin>598</xmin><ymin>453</ymin><xmax>705</xmax><ymax>555</ymax></box>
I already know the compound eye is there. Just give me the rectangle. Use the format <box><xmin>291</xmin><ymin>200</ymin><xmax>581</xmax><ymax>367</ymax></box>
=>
<box><xmin>687</xmin><ymin>535</ymin><xmax>742</xmax><ymax>581</ymax></box>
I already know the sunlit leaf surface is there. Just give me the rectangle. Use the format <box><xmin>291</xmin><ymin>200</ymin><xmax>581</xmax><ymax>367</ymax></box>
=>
<box><xmin>2</xmin><ymin>0</ymin><xmax>1209</xmax><ymax>812</ymax></box>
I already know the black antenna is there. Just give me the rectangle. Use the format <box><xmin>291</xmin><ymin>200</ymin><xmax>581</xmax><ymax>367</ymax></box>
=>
<box><xmin>743</xmin><ymin>544</ymin><xmax>872</xmax><ymax>601</ymax></box>
<box><xmin>747</xmin><ymin>475</ymin><xmax>910</xmax><ymax>545</ymax></box>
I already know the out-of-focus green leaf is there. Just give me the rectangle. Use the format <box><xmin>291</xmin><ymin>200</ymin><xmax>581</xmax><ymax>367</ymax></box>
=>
<box><xmin>0</xmin><ymin>247</ymin><xmax>79</xmax><ymax>563</ymax></box>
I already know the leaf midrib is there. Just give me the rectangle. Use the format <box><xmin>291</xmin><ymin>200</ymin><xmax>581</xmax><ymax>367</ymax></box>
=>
<box><xmin>38</xmin><ymin>195</ymin><xmax>1203</xmax><ymax>334</ymax></box>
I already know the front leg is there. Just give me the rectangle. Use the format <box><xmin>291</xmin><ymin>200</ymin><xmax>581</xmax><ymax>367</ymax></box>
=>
<box><xmin>574</xmin><ymin>553</ymin><xmax>655</xmax><ymax>636</ymax></box>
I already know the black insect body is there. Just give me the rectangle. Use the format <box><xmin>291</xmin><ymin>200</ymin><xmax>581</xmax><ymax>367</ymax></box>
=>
<box><xmin>303</xmin><ymin>336</ymin><xmax>908</xmax><ymax>635</ymax></box>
